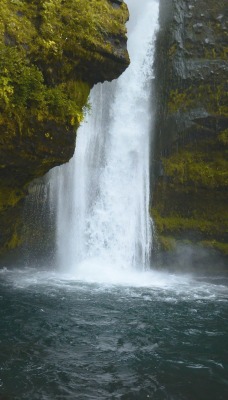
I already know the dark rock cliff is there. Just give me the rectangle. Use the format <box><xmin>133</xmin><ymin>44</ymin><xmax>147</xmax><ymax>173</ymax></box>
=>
<box><xmin>152</xmin><ymin>0</ymin><xmax>228</xmax><ymax>265</ymax></box>
<box><xmin>0</xmin><ymin>0</ymin><xmax>129</xmax><ymax>257</ymax></box>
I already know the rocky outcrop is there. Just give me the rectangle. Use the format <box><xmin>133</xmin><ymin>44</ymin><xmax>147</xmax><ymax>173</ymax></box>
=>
<box><xmin>152</xmin><ymin>0</ymin><xmax>228</xmax><ymax>263</ymax></box>
<box><xmin>0</xmin><ymin>0</ymin><xmax>129</xmax><ymax>256</ymax></box>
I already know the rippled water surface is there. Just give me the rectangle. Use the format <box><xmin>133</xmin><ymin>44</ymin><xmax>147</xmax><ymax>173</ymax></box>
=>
<box><xmin>0</xmin><ymin>268</ymin><xmax>228</xmax><ymax>400</ymax></box>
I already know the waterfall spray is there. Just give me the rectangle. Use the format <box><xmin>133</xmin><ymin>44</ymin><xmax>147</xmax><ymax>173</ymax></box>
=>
<box><xmin>53</xmin><ymin>0</ymin><xmax>159</xmax><ymax>276</ymax></box>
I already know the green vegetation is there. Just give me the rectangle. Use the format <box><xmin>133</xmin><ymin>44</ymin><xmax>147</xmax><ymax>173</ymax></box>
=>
<box><xmin>0</xmin><ymin>0</ymin><xmax>129</xmax><ymax>134</ymax></box>
<box><xmin>162</xmin><ymin>149</ymin><xmax>228</xmax><ymax>188</ymax></box>
<box><xmin>157</xmin><ymin>235</ymin><xmax>177</xmax><ymax>252</ymax></box>
<box><xmin>151</xmin><ymin>180</ymin><xmax>228</xmax><ymax>256</ymax></box>
<box><xmin>0</xmin><ymin>43</ymin><xmax>90</xmax><ymax>127</ymax></box>
<box><xmin>168</xmin><ymin>84</ymin><xmax>228</xmax><ymax>116</ymax></box>
<box><xmin>203</xmin><ymin>46</ymin><xmax>228</xmax><ymax>60</ymax></box>
<box><xmin>218</xmin><ymin>129</ymin><xmax>228</xmax><ymax>145</ymax></box>
<box><xmin>154</xmin><ymin>234</ymin><xmax>228</xmax><ymax>256</ymax></box>
<box><xmin>152</xmin><ymin>206</ymin><xmax>228</xmax><ymax>255</ymax></box>
<box><xmin>152</xmin><ymin>209</ymin><xmax>226</xmax><ymax>236</ymax></box>
<box><xmin>200</xmin><ymin>240</ymin><xmax>228</xmax><ymax>255</ymax></box>
<box><xmin>0</xmin><ymin>187</ymin><xmax>25</xmax><ymax>212</ymax></box>
<box><xmin>0</xmin><ymin>0</ymin><xmax>129</xmax><ymax>255</ymax></box>
<box><xmin>168</xmin><ymin>89</ymin><xmax>194</xmax><ymax>113</ymax></box>
<box><xmin>5</xmin><ymin>230</ymin><xmax>22</xmax><ymax>251</ymax></box>
<box><xmin>152</xmin><ymin>0</ymin><xmax>228</xmax><ymax>260</ymax></box>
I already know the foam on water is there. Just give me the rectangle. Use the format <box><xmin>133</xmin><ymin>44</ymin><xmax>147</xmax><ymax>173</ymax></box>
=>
<box><xmin>1</xmin><ymin>266</ymin><xmax>228</xmax><ymax>304</ymax></box>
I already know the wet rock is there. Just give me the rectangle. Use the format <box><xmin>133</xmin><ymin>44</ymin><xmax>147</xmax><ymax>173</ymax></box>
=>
<box><xmin>0</xmin><ymin>0</ymin><xmax>130</xmax><ymax>257</ymax></box>
<box><xmin>152</xmin><ymin>0</ymin><xmax>228</xmax><ymax>261</ymax></box>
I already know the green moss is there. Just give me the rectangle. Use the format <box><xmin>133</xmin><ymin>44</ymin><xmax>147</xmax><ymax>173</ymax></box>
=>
<box><xmin>43</xmin><ymin>80</ymin><xmax>90</xmax><ymax>126</ymax></box>
<box><xmin>0</xmin><ymin>42</ymin><xmax>90</xmax><ymax>132</ymax></box>
<box><xmin>0</xmin><ymin>0</ymin><xmax>129</xmax><ymax>256</ymax></box>
<box><xmin>5</xmin><ymin>230</ymin><xmax>22</xmax><ymax>251</ymax></box>
<box><xmin>168</xmin><ymin>44</ymin><xmax>177</xmax><ymax>58</ymax></box>
<box><xmin>168</xmin><ymin>84</ymin><xmax>228</xmax><ymax>116</ymax></box>
<box><xmin>153</xmin><ymin>0</ymin><xmax>227</xmax><ymax>261</ymax></box>
<box><xmin>151</xmin><ymin>209</ymin><xmax>226</xmax><ymax>235</ymax></box>
<box><xmin>0</xmin><ymin>187</ymin><xmax>25</xmax><ymax>212</ymax></box>
<box><xmin>200</xmin><ymin>240</ymin><xmax>228</xmax><ymax>255</ymax></box>
<box><xmin>168</xmin><ymin>89</ymin><xmax>194</xmax><ymax>113</ymax></box>
<box><xmin>0</xmin><ymin>0</ymin><xmax>128</xmax><ymax>54</ymax></box>
<box><xmin>0</xmin><ymin>0</ymin><xmax>129</xmax><ymax>134</ymax></box>
<box><xmin>151</xmin><ymin>179</ymin><xmax>228</xmax><ymax>256</ymax></box>
<box><xmin>158</xmin><ymin>235</ymin><xmax>176</xmax><ymax>252</ymax></box>
<box><xmin>204</xmin><ymin>46</ymin><xmax>228</xmax><ymax>60</ymax></box>
<box><xmin>154</xmin><ymin>235</ymin><xmax>228</xmax><ymax>256</ymax></box>
<box><xmin>218</xmin><ymin>129</ymin><xmax>228</xmax><ymax>145</ymax></box>
<box><xmin>162</xmin><ymin>149</ymin><xmax>228</xmax><ymax>188</ymax></box>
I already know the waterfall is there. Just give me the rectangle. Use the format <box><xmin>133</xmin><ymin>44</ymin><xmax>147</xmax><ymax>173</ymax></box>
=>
<box><xmin>53</xmin><ymin>0</ymin><xmax>159</xmax><ymax>275</ymax></box>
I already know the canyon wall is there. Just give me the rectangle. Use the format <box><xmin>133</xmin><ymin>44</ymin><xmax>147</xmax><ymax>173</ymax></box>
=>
<box><xmin>152</xmin><ymin>0</ymin><xmax>228</xmax><ymax>266</ymax></box>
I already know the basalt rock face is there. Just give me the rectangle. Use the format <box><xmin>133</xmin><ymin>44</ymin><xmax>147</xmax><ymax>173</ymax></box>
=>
<box><xmin>152</xmin><ymin>0</ymin><xmax>228</xmax><ymax>264</ymax></box>
<box><xmin>0</xmin><ymin>0</ymin><xmax>129</xmax><ymax>256</ymax></box>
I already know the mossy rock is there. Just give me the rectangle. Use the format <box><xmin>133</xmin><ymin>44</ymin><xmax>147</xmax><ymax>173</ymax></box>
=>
<box><xmin>0</xmin><ymin>0</ymin><xmax>129</xmax><ymax>256</ymax></box>
<box><xmin>152</xmin><ymin>0</ymin><xmax>228</xmax><ymax>262</ymax></box>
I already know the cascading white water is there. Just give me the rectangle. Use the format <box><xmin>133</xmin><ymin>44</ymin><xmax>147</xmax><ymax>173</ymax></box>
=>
<box><xmin>54</xmin><ymin>0</ymin><xmax>159</xmax><ymax>275</ymax></box>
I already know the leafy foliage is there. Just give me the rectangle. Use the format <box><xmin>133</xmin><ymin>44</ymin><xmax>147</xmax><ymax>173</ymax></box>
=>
<box><xmin>0</xmin><ymin>0</ymin><xmax>128</xmax><ymax>133</ymax></box>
